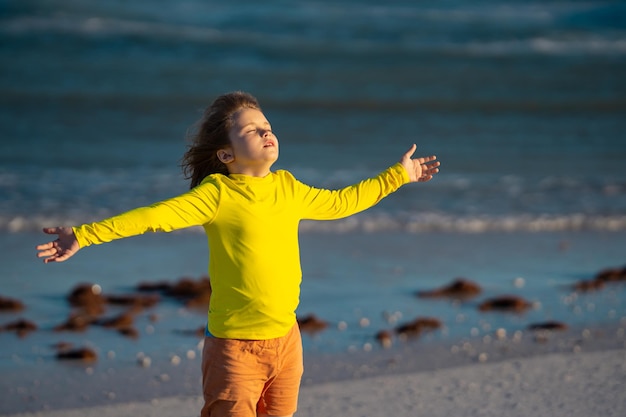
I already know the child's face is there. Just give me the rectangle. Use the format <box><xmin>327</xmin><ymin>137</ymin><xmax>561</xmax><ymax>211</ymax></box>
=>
<box><xmin>222</xmin><ymin>108</ymin><xmax>279</xmax><ymax>176</ymax></box>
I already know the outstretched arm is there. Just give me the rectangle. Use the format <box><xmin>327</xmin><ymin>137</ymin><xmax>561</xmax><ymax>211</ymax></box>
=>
<box><xmin>35</xmin><ymin>180</ymin><xmax>221</xmax><ymax>263</ymax></box>
<box><xmin>298</xmin><ymin>144</ymin><xmax>439</xmax><ymax>221</ymax></box>
<box><xmin>36</xmin><ymin>227</ymin><xmax>81</xmax><ymax>263</ymax></box>
<box><xmin>400</xmin><ymin>144</ymin><xmax>440</xmax><ymax>183</ymax></box>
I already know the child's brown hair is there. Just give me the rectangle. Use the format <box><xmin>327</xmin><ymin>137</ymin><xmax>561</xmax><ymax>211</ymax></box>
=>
<box><xmin>182</xmin><ymin>91</ymin><xmax>261</xmax><ymax>188</ymax></box>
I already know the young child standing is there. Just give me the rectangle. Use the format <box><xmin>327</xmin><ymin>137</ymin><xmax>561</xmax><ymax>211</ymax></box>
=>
<box><xmin>36</xmin><ymin>91</ymin><xmax>440</xmax><ymax>417</ymax></box>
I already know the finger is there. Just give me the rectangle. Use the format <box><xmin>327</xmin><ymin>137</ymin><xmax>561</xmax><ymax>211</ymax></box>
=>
<box><xmin>42</xmin><ymin>252</ymin><xmax>65</xmax><ymax>263</ymax></box>
<box><xmin>42</xmin><ymin>227</ymin><xmax>61</xmax><ymax>235</ymax></box>
<box><xmin>37</xmin><ymin>247</ymin><xmax>57</xmax><ymax>258</ymax></box>
<box><xmin>43</xmin><ymin>256</ymin><xmax>59</xmax><ymax>264</ymax></box>
<box><xmin>423</xmin><ymin>162</ymin><xmax>441</xmax><ymax>170</ymax></box>
<box><xmin>36</xmin><ymin>241</ymin><xmax>54</xmax><ymax>250</ymax></box>
<box><xmin>403</xmin><ymin>144</ymin><xmax>417</xmax><ymax>159</ymax></box>
<box><xmin>45</xmin><ymin>252</ymin><xmax>72</xmax><ymax>263</ymax></box>
<box><xmin>424</xmin><ymin>166</ymin><xmax>439</xmax><ymax>175</ymax></box>
<box><xmin>416</xmin><ymin>155</ymin><xmax>437</xmax><ymax>164</ymax></box>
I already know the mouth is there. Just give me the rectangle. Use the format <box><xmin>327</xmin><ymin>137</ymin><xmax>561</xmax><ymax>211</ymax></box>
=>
<box><xmin>263</xmin><ymin>141</ymin><xmax>276</xmax><ymax>148</ymax></box>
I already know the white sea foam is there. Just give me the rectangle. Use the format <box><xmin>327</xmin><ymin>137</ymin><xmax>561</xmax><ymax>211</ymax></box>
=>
<box><xmin>4</xmin><ymin>212</ymin><xmax>626</xmax><ymax>234</ymax></box>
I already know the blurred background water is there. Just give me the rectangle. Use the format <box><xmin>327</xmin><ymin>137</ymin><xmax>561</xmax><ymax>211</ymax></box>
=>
<box><xmin>1</xmin><ymin>0</ymin><xmax>625</xmax><ymax>376</ymax></box>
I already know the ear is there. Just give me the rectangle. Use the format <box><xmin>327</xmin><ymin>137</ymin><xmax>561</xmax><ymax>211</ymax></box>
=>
<box><xmin>217</xmin><ymin>149</ymin><xmax>234</xmax><ymax>164</ymax></box>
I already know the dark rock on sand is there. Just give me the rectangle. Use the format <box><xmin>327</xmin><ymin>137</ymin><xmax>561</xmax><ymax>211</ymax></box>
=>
<box><xmin>416</xmin><ymin>278</ymin><xmax>482</xmax><ymax>300</ymax></box>
<box><xmin>70</xmin><ymin>283</ymin><xmax>159</xmax><ymax>313</ymax></box>
<box><xmin>174</xmin><ymin>276</ymin><xmax>212</xmax><ymax>309</ymax></box>
<box><xmin>478</xmin><ymin>295</ymin><xmax>533</xmax><ymax>313</ymax></box>
<box><xmin>1</xmin><ymin>318</ymin><xmax>37</xmax><ymax>337</ymax></box>
<box><xmin>118</xmin><ymin>326</ymin><xmax>139</xmax><ymax>339</ymax></box>
<box><xmin>56</xmin><ymin>347</ymin><xmax>98</xmax><ymax>363</ymax></box>
<box><xmin>136</xmin><ymin>281</ymin><xmax>173</xmax><ymax>292</ymax></box>
<box><xmin>527</xmin><ymin>321</ymin><xmax>569</xmax><ymax>331</ymax></box>
<box><xmin>572</xmin><ymin>265</ymin><xmax>626</xmax><ymax>292</ymax></box>
<box><xmin>95</xmin><ymin>311</ymin><xmax>135</xmax><ymax>329</ymax></box>
<box><xmin>68</xmin><ymin>283</ymin><xmax>104</xmax><ymax>305</ymax></box>
<box><xmin>297</xmin><ymin>314</ymin><xmax>328</xmax><ymax>333</ymax></box>
<box><xmin>54</xmin><ymin>312</ymin><xmax>97</xmax><ymax>332</ymax></box>
<box><xmin>0</xmin><ymin>295</ymin><xmax>25</xmax><ymax>312</ymax></box>
<box><xmin>166</xmin><ymin>276</ymin><xmax>212</xmax><ymax>299</ymax></box>
<box><xmin>395</xmin><ymin>317</ymin><xmax>442</xmax><ymax>338</ymax></box>
<box><xmin>93</xmin><ymin>311</ymin><xmax>140</xmax><ymax>338</ymax></box>
<box><xmin>594</xmin><ymin>266</ymin><xmax>626</xmax><ymax>283</ymax></box>
<box><xmin>184</xmin><ymin>291</ymin><xmax>212</xmax><ymax>310</ymax></box>
<box><xmin>67</xmin><ymin>283</ymin><xmax>106</xmax><ymax>315</ymax></box>
<box><xmin>375</xmin><ymin>330</ymin><xmax>394</xmax><ymax>348</ymax></box>
<box><xmin>105</xmin><ymin>294</ymin><xmax>160</xmax><ymax>308</ymax></box>
<box><xmin>572</xmin><ymin>279</ymin><xmax>605</xmax><ymax>292</ymax></box>
<box><xmin>139</xmin><ymin>276</ymin><xmax>212</xmax><ymax>309</ymax></box>
<box><xmin>529</xmin><ymin>321</ymin><xmax>569</xmax><ymax>343</ymax></box>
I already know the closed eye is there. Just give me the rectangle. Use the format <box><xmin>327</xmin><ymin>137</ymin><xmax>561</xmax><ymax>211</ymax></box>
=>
<box><xmin>245</xmin><ymin>128</ymin><xmax>273</xmax><ymax>135</ymax></box>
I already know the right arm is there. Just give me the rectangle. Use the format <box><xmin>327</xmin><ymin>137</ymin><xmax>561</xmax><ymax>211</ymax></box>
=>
<box><xmin>36</xmin><ymin>180</ymin><xmax>220</xmax><ymax>263</ymax></box>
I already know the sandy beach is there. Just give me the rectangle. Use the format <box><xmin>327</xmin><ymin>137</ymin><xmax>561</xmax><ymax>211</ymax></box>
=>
<box><xmin>2</xmin><ymin>321</ymin><xmax>625</xmax><ymax>417</ymax></box>
<box><xmin>298</xmin><ymin>349</ymin><xmax>626</xmax><ymax>417</ymax></box>
<box><xmin>2</xmin><ymin>232</ymin><xmax>625</xmax><ymax>417</ymax></box>
<box><xmin>3</xmin><ymin>347</ymin><xmax>624</xmax><ymax>417</ymax></box>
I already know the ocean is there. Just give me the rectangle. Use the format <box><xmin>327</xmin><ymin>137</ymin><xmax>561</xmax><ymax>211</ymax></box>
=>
<box><xmin>1</xmin><ymin>0</ymin><xmax>625</xmax><ymax>389</ymax></box>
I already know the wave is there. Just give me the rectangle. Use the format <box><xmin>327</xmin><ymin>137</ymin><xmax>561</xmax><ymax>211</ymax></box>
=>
<box><xmin>0</xmin><ymin>4</ymin><xmax>558</xmax><ymax>38</ymax></box>
<box><xmin>4</xmin><ymin>89</ymin><xmax>625</xmax><ymax>115</ymax></box>
<box><xmin>1</xmin><ymin>16</ymin><xmax>224</xmax><ymax>42</ymax></box>
<box><xmin>3</xmin><ymin>14</ymin><xmax>626</xmax><ymax>57</ymax></box>
<box><xmin>462</xmin><ymin>37</ymin><xmax>626</xmax><ymax>56</ymax></box>
<box><xmin>5</xmin><ymin>213</ymin><xmax>626</xmax><ymax>235</ymax></box>
<box><xmin>3</xmin><ymin>1</ymin><xmax>605</xmax><ymax>33</ymax></box>
<box><xmin>302</xmin><ymin>213</ymin><xmax>626</xmax><ymax>233</ymax></box>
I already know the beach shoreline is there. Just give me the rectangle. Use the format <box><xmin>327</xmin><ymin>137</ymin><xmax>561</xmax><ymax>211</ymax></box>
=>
<box><xmin>2</xmin><ymin>319</ymin><xmax>624</xmax><ymax>416</ymax></box>
<box><xmin>3</xmin><ymin>230</ymin><xmax>625</xmax><ymax>416</ymax></box>
<box><xmin>2</xmin><ymin>342</ymin><xmax>624</xmax><ymax>417</ymax></box>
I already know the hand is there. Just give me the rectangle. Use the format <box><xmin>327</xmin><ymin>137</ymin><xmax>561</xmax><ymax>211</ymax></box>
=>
<box><xmin>400</xmin><ymin>144</ymin><xmax>440</xmax><ymax>183</ymax></box>
<box><xmin>36</xmin><ymin>227</ymin><xmax>81</xmax><ymax>263</ymax></box>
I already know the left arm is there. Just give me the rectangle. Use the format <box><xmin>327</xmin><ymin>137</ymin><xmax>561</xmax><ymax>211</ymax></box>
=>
<box><xmin>297</xmin><ymin>144</ymin><xmax>439</xmax><ymax>220</ymax></box>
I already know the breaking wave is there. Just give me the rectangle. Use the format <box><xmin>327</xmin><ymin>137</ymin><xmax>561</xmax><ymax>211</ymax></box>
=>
<box><xmin>4</xmin><ymin>212</ymin><xmax>626</xmax><ymax>234</ymax></box>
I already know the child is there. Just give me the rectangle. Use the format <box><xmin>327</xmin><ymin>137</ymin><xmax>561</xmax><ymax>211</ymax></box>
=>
<box><xmin>36</xmin><ymin>91</ymin><xmax>440</xmax><ymax>417</ymax></box>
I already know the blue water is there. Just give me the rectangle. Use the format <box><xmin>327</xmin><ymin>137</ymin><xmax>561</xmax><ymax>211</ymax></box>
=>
<box><xmin>1</xmin><ymin>0</ymin><xmax>625</xmax><ymax>376</ymax></box>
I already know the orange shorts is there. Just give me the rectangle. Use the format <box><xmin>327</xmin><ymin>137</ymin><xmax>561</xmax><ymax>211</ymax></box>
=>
<box><xmin>200</xmin><ymin>323</ymin><xmax>303</xmax><ymax>417</ymax></box>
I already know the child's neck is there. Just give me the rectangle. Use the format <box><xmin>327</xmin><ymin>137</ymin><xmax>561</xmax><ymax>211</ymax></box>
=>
<box><xmin>227</xmin><ymin>164</ymin><xmax>273</xmax><ymax>178</ymax></box>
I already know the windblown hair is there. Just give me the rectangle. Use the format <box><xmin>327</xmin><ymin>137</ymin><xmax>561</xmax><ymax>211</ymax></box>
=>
<box><xmin>181</xmin><ymin>91</ymin><xmax>261</xmax><ymax>188</ymax></box>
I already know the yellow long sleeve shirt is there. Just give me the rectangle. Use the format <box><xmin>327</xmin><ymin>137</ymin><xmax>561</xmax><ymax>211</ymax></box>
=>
<box><xmin>73</xmin><ymin>163</ymin><xmax>409</xmax><ymax>339</ymax></box>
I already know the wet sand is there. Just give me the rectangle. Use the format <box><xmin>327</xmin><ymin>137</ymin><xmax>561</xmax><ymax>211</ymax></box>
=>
<box><xmin>1</xmin><ymin>322</ymin><xmax>625</xmax><ymax>417</ymax></box>
<box><xmin>3</xmin><ymin>348</ymin><xmax>624</xmax><ymax>417</ymax></box>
